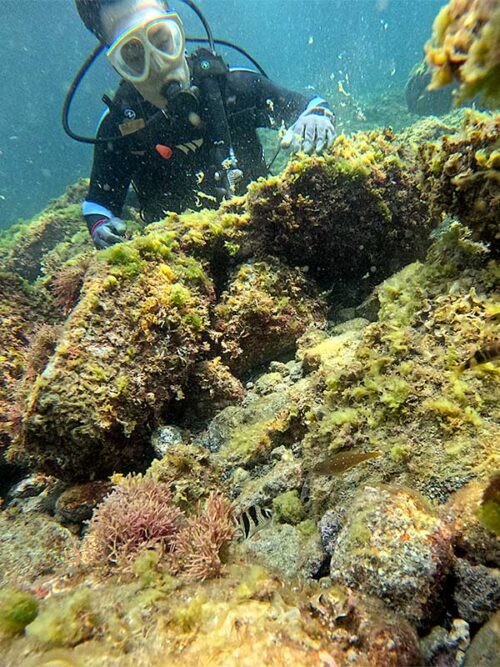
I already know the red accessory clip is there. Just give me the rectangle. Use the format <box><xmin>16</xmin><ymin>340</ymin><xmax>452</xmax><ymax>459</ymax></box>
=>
<box><xmin>156</xmin><ymin>144</ymin><xmax>173</xmax><ymax>160</ymax></box>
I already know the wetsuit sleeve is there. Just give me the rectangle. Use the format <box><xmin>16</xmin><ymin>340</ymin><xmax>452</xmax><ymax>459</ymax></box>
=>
<box><xmin>226</xmin><ymin>69</ymin><xmax>323</xmax><ymax>128</ymax></box>
<box><xmin>84</xmin><ymin>111</ymin><xmax>140</xmax><ymax>219</ymax></box>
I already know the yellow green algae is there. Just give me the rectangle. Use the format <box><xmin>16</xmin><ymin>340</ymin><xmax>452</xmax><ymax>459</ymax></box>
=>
<box><xmin>0</xmin><ymin>589</ymin><xmax>38</xmax><ymax>637</ymax></box>
<box><xmin>426</xmin><ymin>0</ymin><xmax>500</xmax><ymax>106</ymax></box>
<box><xmin>301</xmin><ymin>221</ymin><xmax>499</xmax><ymax>516</ymax></box>
<box><xmin>0</xmin><ymin>108</ymin><xmax>499</xmax><ymax>665</ymax></box>
<box><xmin>0</xmin><ymin>180</ymin><xmax>91</xmax><ymax>282</ymax></box>
<box><xmin>2</xmin><ymin>110</ymin><xmax>498</xmax><ymax>480</ymax></box>
<box><xmin>477</xmin><ymin>474</ymin><xmax>500</xmax><ymax>536</ymax></box>
<box><xmin>272</xmin><ymin>489</ymin><xmax>305</xmax><ymax>524</ymax></box>
<box><xmin>0</xmin><ymin>563</ymin><xmax>422</xmax><ymax>667</ymax></box>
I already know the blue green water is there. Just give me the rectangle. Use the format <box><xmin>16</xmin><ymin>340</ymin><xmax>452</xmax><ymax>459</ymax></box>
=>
<box><xmin>0</xmin><ymin>0</ymin><xmax>444</xmax><ymax>229</ymax></box>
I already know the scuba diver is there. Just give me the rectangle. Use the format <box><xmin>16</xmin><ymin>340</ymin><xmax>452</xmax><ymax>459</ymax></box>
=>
<box><xmin>73</xmin><ymin>0</ymin><xmax>337</xmax><ymax>248</ymax></box>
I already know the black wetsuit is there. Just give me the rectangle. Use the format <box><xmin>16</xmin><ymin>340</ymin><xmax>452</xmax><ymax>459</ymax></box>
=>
<box><xmin>83</xmin><ymin>52</ymin><xmax>324</xmax><ymax>226</ymax></box>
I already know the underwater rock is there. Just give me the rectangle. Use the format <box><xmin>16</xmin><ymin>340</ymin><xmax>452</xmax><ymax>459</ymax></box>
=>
<box><xmin>179</xmin><ymin>357</ymin><xmax>245</xmax><ymax>428</ymax></box>
<box><xmin>443</xmin><ymin>480</ymin><xmax>500</xmax><ymax>567</ymax></box>
<box><xmin>453</xmin><ymin>558</ymin><xmax>500</xmax><ymax>624</ymax></box>
<box><xmin>426</xmin><ymin>0</ymin><xmax>500</xmax><ymax>106</ymax></box>
<box><xmin>302</xmin><ymin>222</ymin><xmax>499</xmax><ymax>518</ymax></box>
<box><xmin>0</xmin><ymin>179</ymin><xmax>91</xmax><ymax>282</ymax></box>
<box><xmin>13</xmin><ymin>238</ymin><xmax>215</xmax><ymax>480</ymax></box>
<box><xmin>1</xmin><ymin>564</ymin><xmax>422</xmax><ymax>667</ymax></box>
<box><xmin>0</xmin><ymin>274</ymin><xmax>56</xmax><ymax>464</ymax></box>
<box><xmin>417</xmin><ymin>111</ymin><xmax>500</xmax><ymax>253</ymax></box>
<box><xmin>240</xmin><ymin>522</ymin><xmax>325</xmax><ymax>580</ymax></box>
<box><xmin>25</xmin><ymin>588</ymin><xmax>98</xmax><ymax>648</ymax></box>
<box><xmin>329</xmin><ymin>485</ymin><xmax>454</xmax><ymax>627</ymax></box>
<box><xmin>319</xmin><ymin>508</ymin><xmax>346</xmax><ymax>556</ymax></box>
<box><xmin>213</xmin><ymin>259</ymin><xmax>327</xmax><ymax>376</ymax></box>
<box><xmin>0</xmin><ymin>510</ymin><xmax>77</xmax><ymax>587</ymax></box>
<box><xmin>147</xmin><ymin>443</ymin><xmax>224</xmax><ymax>511</ymax></box>
<box><xmin>205</xmin><ymin>368</ymin><xmax>301</xmax><ymax>468</ymax></box>
<box><xmin>419</xmin><ymin>619</ymin><xmax>470</xmax><ymax>667</ymax></box>
<box><xmin>151</xmin><ymin>424</ymin><xmax>185</xmax><ymax>458</ymax></box>
<box><xmin>233</xmin><ymin>457</ymin><xmax>304</xmax><ymax>511</ymax></box>
<box><xmin>247</xmin><ymin>129</ymin><xmax>433</xmax><ymax>290</ymax></box>
<box><xmin>6</xmin><ymin>475</ymin><xmax>66</xmax><ymax>516</ymax></box>
<box><xmin>463</xmin><ymin>610</ymin><xmax>500</xmax><ymax>667</ymax></box>
<box><xmin>5</xmin><ymin>113</ymin><xmax>499</xmax><ymax>484</ymax></box>
<box><xmin>6</xmin><ymin>472</ymin><xmax>59</xmax><ymax>501</ymax></box>
<box><xmin>54</xmin><ymin>480</ymin><xmax>113</xmax><ymax>526</ymax></box>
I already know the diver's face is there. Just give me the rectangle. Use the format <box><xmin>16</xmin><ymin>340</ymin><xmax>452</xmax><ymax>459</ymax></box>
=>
<box><xmin>103</xmin><ymin>0</ymin><xmax>190</xmax><ymax>108</ymax></box>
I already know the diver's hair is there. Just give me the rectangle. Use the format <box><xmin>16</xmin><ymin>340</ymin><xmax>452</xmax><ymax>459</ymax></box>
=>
<box><xmin>75</xmin><ymin>0</ymin><xmax>169</xmax><ymax>43</ymax></box>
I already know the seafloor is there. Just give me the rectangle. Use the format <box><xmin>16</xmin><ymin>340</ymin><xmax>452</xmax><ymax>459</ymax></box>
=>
<box><xmin>0</xmin><ymin>102</ymin><xmax>498</xmax><ymax>666</ymax></box>
<box><xmin>1</xmin><ymin>0</ymin><xmax>499</xmax><ymax>661</ymax></box>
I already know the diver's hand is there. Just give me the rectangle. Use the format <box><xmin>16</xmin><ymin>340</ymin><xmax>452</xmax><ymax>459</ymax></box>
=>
<box><xmin>281</xmin><ymin>106</ymin><xmax>336</xmax><ymax>155</ymax></box>
<box><xmin>90</xmin><ymin>217</ymin><xmax>126</xmax><ymax>250</ymax></box>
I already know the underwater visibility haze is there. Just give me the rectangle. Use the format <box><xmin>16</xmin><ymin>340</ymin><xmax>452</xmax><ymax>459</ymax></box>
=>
<box><xmin>0</xmin><ymin>0</ymin><xmax>499</xmax><ymax>665</ymax></box>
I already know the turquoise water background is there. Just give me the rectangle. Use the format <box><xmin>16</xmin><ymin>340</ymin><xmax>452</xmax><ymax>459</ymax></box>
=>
<box><xmin>0</xmin><ymin>0</ymin><xmax>444</xmax><ymax>229</ymax></box>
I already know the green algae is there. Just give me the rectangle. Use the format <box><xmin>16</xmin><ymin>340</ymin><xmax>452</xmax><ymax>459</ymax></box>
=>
<box><xmin>170</xmin><ymin>593</ymin><xmax>208</xmax><ymax>633</ymax></box>
<box><xmin>477</xmin><ymin>475</ymin><xmax>500</xmax><ymax>536</ymax></box>
<box><xmin>272</xmin><ymin>490</ymin><xmax>305</xmax><ymax>525</ymax></box>
<box><xmin>0</xmin><ymin>589</ymin><xmax>38</xmax><ymax>636</ymax></box>
<box><xmin>26</xmin><ymin>589</ymin><xmax>98</xmax><ymax>647</ymax></box>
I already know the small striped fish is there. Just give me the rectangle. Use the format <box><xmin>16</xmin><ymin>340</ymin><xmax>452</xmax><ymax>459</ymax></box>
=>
<box><xmin>461</xmin><ymin>341</ymin><xmax>500</xmax><ymax>370</ymax></box>
<box><xmin>235</xmin><ymin>505</ymin><xmax>273</xmax><ymax>540</ymax></box>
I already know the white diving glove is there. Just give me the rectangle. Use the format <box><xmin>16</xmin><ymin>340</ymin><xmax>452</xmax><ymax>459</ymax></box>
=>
<box><xmin>281</xmin><ymin>105</ymin><xmax>336</xmax><ymax>155</ymax></box>
<box><xmin>90</xmin><ymin>216</ymin><xmax>127</xmax><ymax>250</ymax></box>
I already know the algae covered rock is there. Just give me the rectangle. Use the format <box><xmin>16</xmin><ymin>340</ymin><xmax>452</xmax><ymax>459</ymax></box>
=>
<box><xmin>147</xmin><ymin>443</ymin><xmax>224</xmax><ymax>510</ymax></box>
<box><xmin>0</xmin><ymin>179</ymin><xmax>91</xmax><ymax>282</ymax></box>
<box><xmin>1</xmin><ymin>565</ymin><xmax>422</xmax><ymax>667</ymax></box>
<box><xmin>443</xmin><ymin>479</ymin><xmax>500</xmax><ymax>566</ymax></box>
<box><xmin>0</xmin><ymin>511</ymin><xmax>77</xmax><ymax>587</ymax></box>
<box><xmin>6</xmin><ymin>111</ymin><xmax>499</xmax><ymax>482</ymax></box>
<box><xmin>25</xmin><ymin>589</ymin><xmax>98</xmax><ymax>647</ymax></box>
<box><xmin>213</xmin><ymin>259</ymin><xmax>327</xmax><ymax>375</ymax></box>
<box><xmin>0</xmin><ymin>273</ymin><xmax>55</xmax><ymax>463</ymax></box>
<box><xmin>16</xmin><ymin>235</ymin><xmax>215</xmax><ymax>479</ymax></box>
<box><xmin>302</xmin><ymin>222</ymin><xmax>499</xmax><ymax>517</ymax></box>
<box><xmin>418</xmin><ymin>111</ymin><xmax>500</xmax><ymax>252</ymax></box>
<box><xmin>179</xmin><ymin>357</ymin><xmax>245</xmax><ymax>428</ymax></box>
<box><xmin>241</xmin><ymin>522</ymin><xmax>325</xmax><ymax>580</ymax></box>
<box><xmin>426</xmin><ymin>0</ymin><xmax>500</xmax><ymax>106</ymax></box>
<box><xmin>329</xmin><ymin>485</ymin><xmax>454</xmax><ymax>626</ymax></box>
<box><xmin>247</xmin><ymin>128</ymin><xmax>433</xmax><ymax>287</ymax></box>
<box><xmin>0</xmin><ymin>589</ymin><xmax>38</xmax><ymax>637</ymax></box>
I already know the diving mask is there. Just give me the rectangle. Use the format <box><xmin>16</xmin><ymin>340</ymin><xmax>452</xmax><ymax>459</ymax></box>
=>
<box><xmin>107</xmin><ymin>13</ymin><xmax>190</xmax><ymax>107</ymax></box>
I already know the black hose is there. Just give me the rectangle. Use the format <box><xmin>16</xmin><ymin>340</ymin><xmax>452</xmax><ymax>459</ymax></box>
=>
<box><xmin>62</xmin><ymin>43</ymin><xmax>107</xmax><ymax>144</ymax></box>
<box><xmin>178</xmin><ymin>0</ymin><xmax>216</xmax><ymax>53</ymax></box>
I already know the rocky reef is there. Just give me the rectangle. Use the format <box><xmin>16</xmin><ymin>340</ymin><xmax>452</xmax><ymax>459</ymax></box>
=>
<box><xmin>426</xmin><ymin>0</ymin><xmax>500</xmax><ymax>106</ymax></box>
<box><xmin>0</xmin><ymin>108</ymin><xmax>499</xmax><ymax>665</ymax></box>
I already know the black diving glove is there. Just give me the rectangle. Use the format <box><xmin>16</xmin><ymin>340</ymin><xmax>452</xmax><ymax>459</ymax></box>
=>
<box><xmin>87</xmin><ymin>215</ymin><xmax>127</xmax><ymax>250</ymax></box>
